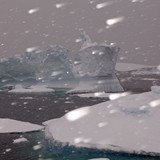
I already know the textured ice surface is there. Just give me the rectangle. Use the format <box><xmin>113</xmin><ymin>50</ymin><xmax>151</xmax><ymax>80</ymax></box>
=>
<box><xmin>45</xmin><ymin>86</ymin><xmax>160</xmax><ymax>155</ymax></box>
<box><xmin>0</xmin><ymin>45</ymin><xmax>76</xmax><ymax>88</ymax></box>
<box><xmin>69</xmin><ymin>33</ymin><xmax>123</xmax><ymax>93</ymax></box>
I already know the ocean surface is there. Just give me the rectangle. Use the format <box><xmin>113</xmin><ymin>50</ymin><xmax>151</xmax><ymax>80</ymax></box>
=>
<box><xmin>0</xmin><ymin>92</ymin><xmax>159</xmax><ymax>160</ymax></box>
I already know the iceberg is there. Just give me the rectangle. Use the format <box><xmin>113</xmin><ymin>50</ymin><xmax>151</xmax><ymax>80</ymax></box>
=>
<box><xmin>0</xmin><ymin>45</ymin><xmax>76</xmax><ymax>90</ymax></box>
<box><xmin>45</xmin><ymin>86</ymin><xmax>160</xmax><ymax>155</ymax></box>
<box><xmin>68</xmin><ymin>32</ymin><xmax>124</xmax><ymax>93</ymax></box>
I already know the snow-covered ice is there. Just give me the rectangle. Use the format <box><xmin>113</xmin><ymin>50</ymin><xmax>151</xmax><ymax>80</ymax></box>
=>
<box><xmin>45</xmin><ymin>86</ymin><xmax>160</xmax><ymax>155</ymax></box>
<box><xmin>0</xmin><ymin>119</ymin><xmax>44</xmax><ymax>133</ymax></box>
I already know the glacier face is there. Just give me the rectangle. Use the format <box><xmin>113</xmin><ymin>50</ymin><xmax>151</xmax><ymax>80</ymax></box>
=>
<box><xmin>0</xmin><ymin>45</ymin><xmax>76</xmax><ymax>88</ymax></box>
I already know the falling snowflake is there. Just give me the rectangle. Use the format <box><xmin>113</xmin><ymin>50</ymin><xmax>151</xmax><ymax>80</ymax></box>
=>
<box><xmin>28</xmin><ymin>8</ymin><xmax>40</xmax><ymax>14</ymax></box>
<box><xmin>55</xmin><ymin>3</ymin><xmax>66</xmax><ymax>8</ymax></box>
<box><xmin>96</xmin><ymin>2</ymin><xmax>112</xmax><ymax>9</ymax></box>
<box><xmin>106</xmin><ymin>17</ymin><xmax>125</xmax><ymax>26</ymax></box>
<box><xmin>26</xmin><ymin>47</ymin><xmax>39</xmax><ymax>52</ymax></box>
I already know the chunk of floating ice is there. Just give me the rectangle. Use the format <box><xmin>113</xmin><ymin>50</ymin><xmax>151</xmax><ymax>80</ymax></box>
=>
<box><xmin>13</xmin><ymin>138</ymin><xmax>28</xmax><ymax>144</ymax></box>
<box><xmin>45</xmin><ymin>86</ymin><xmax>160</xmax><ymax>154</ymax></box>
<box><xmin>0</xmin><ymin>118</ymin><xmax>44</xmax><ymax>133</ymax></box>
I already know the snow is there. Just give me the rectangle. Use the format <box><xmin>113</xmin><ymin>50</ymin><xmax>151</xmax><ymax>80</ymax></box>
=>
<box><xmin>45</xmin><ymin>86</ymin><xmax>160</xmax><ymax>154</ymax></box>
<box><xmin>96</xmin><ymin>2</ymin><xmax>111</xmax><ymax>9</ymax></box>
<box><xmin>0</xmin><ymin>119</ymin><xmax>44</xmax><ymax>133</ymax></box>
<box><xmin>28</xmin><ymin>8</ymin><xmax>40</xmax><ymax>14</ymax></box>
<box><xmin>13</xmin><ymin>138</ymin><xmax>28</xmax><ymax>144</ymax></box>
<box><xmin>55</xmin><ymin>3</ymin><xmax>67</xmax><ymax>9</ymax></box>
<box><xmin>26</xmin><ymin>47</ymin><xmax>39</xmax><ymax>52</ymax></box>
<box><xmin>9</xmin><ymin>85</ymin><xmax>54</xmax><ymax>93</ymax></box>
<box><xmin>106</xmin><ymin>17</ymin><xmax>124</xmax><ymax>26</ymax></box>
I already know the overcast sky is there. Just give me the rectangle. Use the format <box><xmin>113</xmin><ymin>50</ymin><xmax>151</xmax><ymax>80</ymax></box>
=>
<box><xmin>0</xmin><ymin>0</ymin><xmax>160</xmax><ymax>65</ymax></box>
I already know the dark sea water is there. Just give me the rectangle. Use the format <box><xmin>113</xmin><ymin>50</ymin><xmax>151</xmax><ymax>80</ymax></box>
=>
<box><xmin>0</xmin><ymin>91</ymin><xmax>160</xmax><ymax>160</ymax></box>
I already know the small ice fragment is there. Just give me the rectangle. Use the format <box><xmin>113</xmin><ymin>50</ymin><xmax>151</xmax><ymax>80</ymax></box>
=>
<box><xmin>13</xmin><ymin>137</ymin><xmax>28</xmax><ymax>144</ymax></box>
<box><xmin>28</xmin><ymin>8</ymin><xmax>40</xmax><ymax>14</ymax></box>
<box><xmin>33</xmin><ymin>144</ymin><xmax>42</xmax><ymax>150</ymax></box>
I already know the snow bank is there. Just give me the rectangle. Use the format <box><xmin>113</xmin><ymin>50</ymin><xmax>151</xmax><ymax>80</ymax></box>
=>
<box><xmin>9</xmin><ymin>84</ymin><xmax>54</xmax><ymax>93</ymax></box>
<box><xmin>45</xmin><ymin>86</ymin><xmax>160</xmax><ymax>154</ymax></box>
<box><xmin>0</xmin><ymin>119</ymin><xmax>44</xmax><ymax>133</ymax></box>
